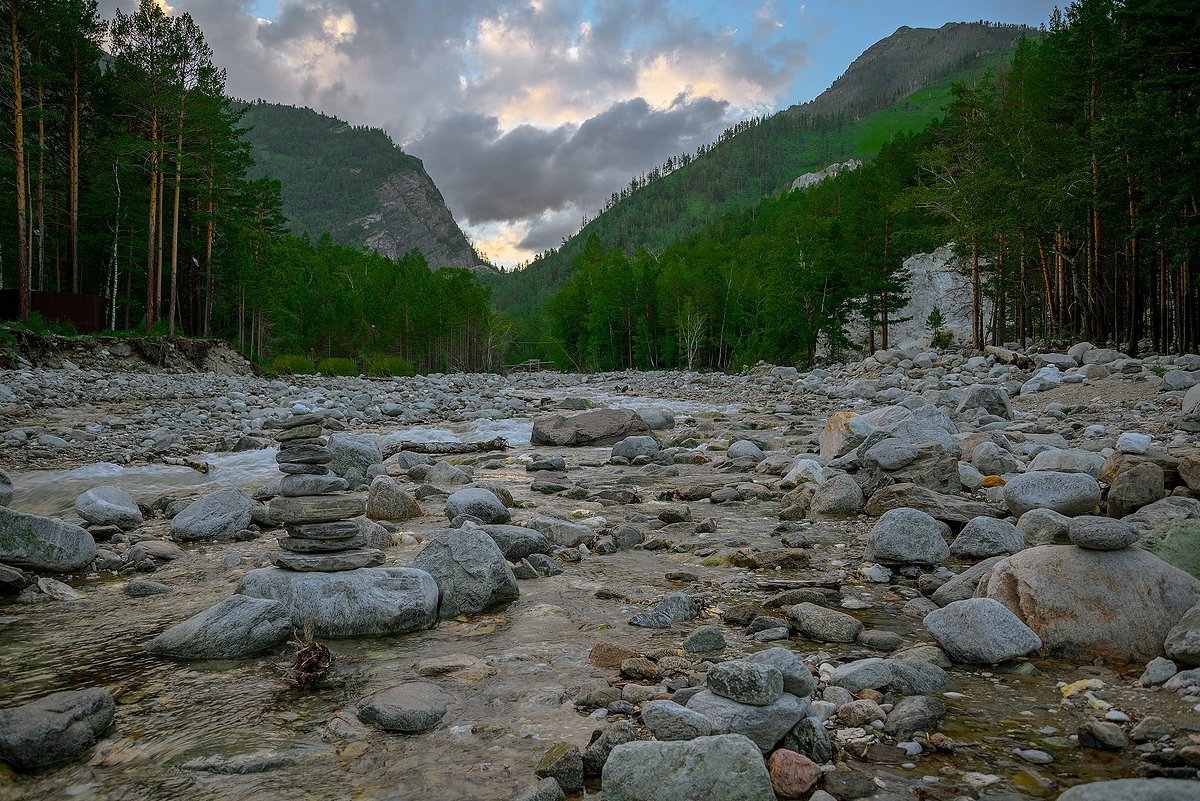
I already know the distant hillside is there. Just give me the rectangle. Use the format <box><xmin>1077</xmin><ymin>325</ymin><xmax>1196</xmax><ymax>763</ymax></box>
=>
<box><xmin>485</xmin><ymin>22</ymin><xmax>1033</xmax><ymax>326</ymax></box>
<box><xmin>239</xmin><ymin>102</ymin><xmax>489</xmax><ymax>272</ymax></box>
<box><xmin>792</xmin><ymin>22</ymin><xmax>1030</xmax><ymax>118</ymax></box>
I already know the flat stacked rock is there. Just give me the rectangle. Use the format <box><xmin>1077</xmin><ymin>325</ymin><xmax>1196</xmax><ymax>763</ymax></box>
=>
<box><xmin>269</xmin><ymin>413</ymin><xmax>380</xmax><ymax>572</ymax></box>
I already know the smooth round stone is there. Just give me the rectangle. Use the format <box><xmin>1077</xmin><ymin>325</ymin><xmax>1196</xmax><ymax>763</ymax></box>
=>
<box><xmin>357</xmin><ymin>682</ymin><xmax>449</xmax><ymax>733</ymax></box>
<box><xmin>276</xmin><ymin>533</ymin><xmax>365</xmax><ymax>553</ymax></box>
<box><xmin>1067</xmin><ymin>516</ymin><xmax>1140</xmax><ymax>551</ymax></box>
<box><xmin>287</xmin><ymin>520</ymin><xmax>361</xmax><ymax>540</ymax></box>
<box><xmin>281</xmin><ymin>413</ymin><xmax>324</xmax><ymax>429</ymax></box>
<box><xmin>279</xmin><ymin>473</ymin><xmax>350</xmax><ymax>497</ymax></box>
<box><xmin>277</xmin><ymin>424</ymin><xmax>323</xmax><ymax>441</ymax></box>
<box><xmin>276</xmin><ymin>443</ymin><xmax>332</xmax><ymax>465</ymax></box>
<box><xmin>278</xmin><ymin>463</ymin><xmax>331</xmax><ymax>476</ymax></box>
<box><xmin>271</xmin><ymin>548</ymin><xmax>384</xmax><ymax>571</ymax></box>
<box><xmin>269</xmin><ymin>494</ymin><xmax>366</xmax><ymax>524</ymax></box>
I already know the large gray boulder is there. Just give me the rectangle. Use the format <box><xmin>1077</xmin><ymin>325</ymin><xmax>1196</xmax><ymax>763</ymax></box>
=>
<box><xmin>602</xmin><ymin>735</ymin><xmax>775</xmax><ymax>801</ymax></box>
<box><xmin>808</xmin><ymin>474</ymin><xmax>865</xmax><ymax>520</ymax></box>
<box><xmin>787</xmin><ymin>602</ymin><xmax>862</xmax><ymax>643</ymax></box>
<box><xmin>957</xmin><ymin>383</ymin><xmax>1013</xmax><ymax>419</ymax></box>
<box><xmin>865</xmin><ymin>508</ymin><xmax>949</xmax><ymax>565</ymax></box>
<box><xmin>531</xmin><ymin>409</ymin><xmax>651</xmax><ymax>447</ymax></box>
<box><xmin>412</xmin><ymin>528</ymin><xmax>519</xmax><ymax>618</ymax></box>
<box><xmin>479</xmin><ymin>524</ymin><xmax>550</xmax><ymax>561</ymax></box>
<box><xmin>443</xmin><ymin>487</ymin><xmax>510</xmax><ymax>524</ymax></box>
<box><xmin>74</xmin><ymin>486</ymin><xmax>143</xmax><ymax>530</ymax></box>
<box><xmin>1004</xmin><ymin>471</ymin><xmax>1101</xmax><ymax>518</ymax></box>
<box><xmin>981</xmin><ymin>545</ymin><xmax>1200</xmax><ymax>662</ymax></box>
<box><xmin>829</xmin><ymin>657</ymin><xmax>948</xmax><ymax>695</ymax></box>
<box><xmin>640</xmin><ymin>700</ymin><xmax>713</xmax><ymax>741</ymax></box>
<box><xmin>745</xmin><ymin>647</ymin><xmax>816</xmax><ymax>698</ymax></box>
<box><xmin>865</xmin><ymin>483</ymin><xmax>1000</xmax><ymax>526</ymax></box>
<box><xmin>171</xmin><ymin>487</ymin><xmax>253</xmax><ymax>542</ymax></box>
<box><xmin>706</xmin><ymin>661</ymin><xmax>783</xmax><ymax>706</ymax></box>
<box><xmin>931</xmin><ymin>556</ymin><xmax>1006</xmax><ymax>606</ymax></box>
<box><xmin>146</xmin><ymin>594</ymin><xmax>290</xmax><ymax>659</ymax></box>
<box><xmin>923</xmin><ymin>598</ymin><xmax>1042</xmax><ymax>664</ymax></box>
<box><xmin>364</xmin><ymin>475</ymin><xmax>422</xmax><ymax>522</ymax></box>
<box><xmin>1164</xmin><ymin>600</ymin><xmax>1200</xmax><ymax>666</ymax></box>
<box><xmin>236</xmin><ymin>566</ymin><xmax>438</xmax><ymax>638</ymax></box>
<box><xmin>611</xmin><ymin>436</ymin><xmax>662</xmax><ymax>461</ymax></box>
<box><xmin>327</xmin><ymin>434</ymin><xmax>383</xmax><ymax>480</ymax></box>
<box><xmin>684</xmin><ymin>692</ymin><xmax>808</xmax><ymax>753</ymax></box>
<box><xmin>0</xmin><ymin>688</ymin><xmax>114</xmax><ymax>770</ymax></box>
<box><xmin>1056</xmin><ymin>778</ymin><xmax>1200</xmax><ymax>801</ymax></box>
<box><xmin>0</xmin><ymin>506</ymin><xmax>96</xmax><ymax>572</ymax></box>
<box><xmin>951</xmin><ymin>516</ymin><xmax>1023</xmax><ymax>559</ymax></box>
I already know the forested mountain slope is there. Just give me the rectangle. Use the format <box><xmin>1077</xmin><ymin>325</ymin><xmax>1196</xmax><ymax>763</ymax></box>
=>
<box><xmin>240</xmin><ymin>102</ymin><xmax>489</xmax><ymax>273</ymax></box>
<box><xmin>483</xmin><ymin>22</ymin><xmax>1032</xmax><ymax>324</ymax></box>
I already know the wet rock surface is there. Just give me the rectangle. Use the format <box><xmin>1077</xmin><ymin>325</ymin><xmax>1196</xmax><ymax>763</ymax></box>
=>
<box><xmin>1</xmin><ymin>347</ymin><xmax>1200</xmax><ymax>798</ymax></box>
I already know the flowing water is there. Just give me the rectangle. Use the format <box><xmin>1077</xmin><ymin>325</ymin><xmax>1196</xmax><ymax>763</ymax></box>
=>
<box><xmin>2</xmin><ymin>418</ymin><xmax>1194</xmax><ymax>799</ymax></box>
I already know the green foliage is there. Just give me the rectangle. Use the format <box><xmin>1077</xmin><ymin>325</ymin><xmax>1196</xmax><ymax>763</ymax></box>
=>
<box><xmin>1147</xmin><ymin>522</ymin><xmax>1200</xmax><ymax>580</ymax></box>
<box><xmin>268</xmin><ymin>355</ymin><xmax>316</xmax><ymax>375</ymax></box>
<box><xmin>9</xmin><ymin>312</ymin><xmax>79</xmax><ymax>337</ymax></box>
<box><xmin>317</xmin><ymin>357</ymin><xmax>358</xmax><ymax>377</ymax></box>
<box><xmin>926</xmin><ymin>307</ymin><xmax>952</xmax><ymax>348</ymax></box>
<box><xmin>364</xmin><ymin>353</ymin><xmax>415</xmax><ymax>377</ymax></box>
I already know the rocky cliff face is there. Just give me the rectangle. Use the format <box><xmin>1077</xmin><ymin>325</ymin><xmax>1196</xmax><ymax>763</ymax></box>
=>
<box><xmin>357</xmin><ymin>169</ymin><xmax>490</xmax><ymax>273</ymax></box>
<box><xmin>791</xmin><ymin>160</ymin><xmax>862</xmax><ymax>192</ymax></box>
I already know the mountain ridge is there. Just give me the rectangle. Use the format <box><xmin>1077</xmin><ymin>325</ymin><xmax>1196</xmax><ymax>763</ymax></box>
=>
<box><xmin>239</xmin><ymin>101</ymin><xmax>491</xmax><ymax>273</ymax></box>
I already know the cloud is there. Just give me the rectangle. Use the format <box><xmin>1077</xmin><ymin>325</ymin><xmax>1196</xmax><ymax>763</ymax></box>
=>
<box><xmin>96</xmin><ymin>0</ymin><xmax>811</xmax><ymax>265</ymax></box>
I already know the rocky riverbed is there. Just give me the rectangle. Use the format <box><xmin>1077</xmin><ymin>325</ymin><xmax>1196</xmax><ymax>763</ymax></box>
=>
<box><xmin>2</xmin><ymin>341</ymin><xmax>1200</xmax><ymax>801</ymax></box>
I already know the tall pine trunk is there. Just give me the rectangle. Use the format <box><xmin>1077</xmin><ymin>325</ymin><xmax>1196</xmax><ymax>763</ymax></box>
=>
<box><xmin>144</xmin><ymin>108</ymin><xmax>159</xmax><ymax>330</ymax></box>
<box><xmin>10</xmin><ymin>3</ymin><xmax>30</xmax><ymax>320</ymax></box>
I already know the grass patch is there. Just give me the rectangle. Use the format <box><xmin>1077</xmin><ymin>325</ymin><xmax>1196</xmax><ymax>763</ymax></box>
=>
<box><xmin>317</xmin><ymin>357</ymin><xmax>359</xmax><ymax>377</ymax></box>
<box><xmin>269</xmin><ymin>354</ymin><xmax>317</xmax><ymax>375</ymax></box>
<box><xmin>363</xmin><ymin>353</ymin><xmax>415</xmax><ymax>377</ymax></box>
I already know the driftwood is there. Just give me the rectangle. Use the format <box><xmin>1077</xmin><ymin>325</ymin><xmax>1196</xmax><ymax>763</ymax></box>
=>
<box><xmin>381</xmin><ymin>436</ymin><xmax>510</xmax><ymax>459</ymax></box>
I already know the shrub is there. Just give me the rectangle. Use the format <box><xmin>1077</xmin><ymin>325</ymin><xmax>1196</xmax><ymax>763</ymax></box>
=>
<box><xmin>317</xmin><ymin>357</ymin><xmax>359</xmax><ymax>377</ymax></box>
<box><xmin>364</xmin><ymin>353</ymin><xmax>416</xmax><ymax>377</ymax></box>
<box><xmin>269</xmin><ymin>354</ymin><xmax>317</xmax><ymax>375</ymax></box>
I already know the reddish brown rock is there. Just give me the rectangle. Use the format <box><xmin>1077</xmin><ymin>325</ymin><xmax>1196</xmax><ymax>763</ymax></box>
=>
<box><xmin>768</xmin><ymin>749</ymin><xmax>821</xmax><ymax>799</ymax></box>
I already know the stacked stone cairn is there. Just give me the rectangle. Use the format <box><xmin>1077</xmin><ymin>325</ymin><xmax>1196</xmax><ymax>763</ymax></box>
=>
<box><xmin>269</xmin><ymin>413</ymin><xmax>382</xmax><ymax>571</ymax></box>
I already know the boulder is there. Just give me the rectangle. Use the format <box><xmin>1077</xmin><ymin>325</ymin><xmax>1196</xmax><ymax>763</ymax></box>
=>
<box><xmin>1164</xmin><ymin>601</ymin><xmax>1200</xmax><ymax>666</ymax></box>
<box><xmin>980</xmin><ymin>545</ymin><xmax>1200</xmax><ymax>662</ymax></box>
<box><xmin>931</xmin><ymin>556</ymin><xmax>1006</xmax><ymax>606</ymax></box>
<box><xmin>0</xmin><ymin>688</ymin><xmax>114</xmax><ymax>770</ymax></box>
<box><xmin>865</xmin><ymin>483</ymin><xmax>1000</xmax><ymax>526</ymax></box>
<box><xmin>479</xmin><ymin>524</ymin><xmax>550</xmax><ymax>561</ymax></box>
<box><xmin>611</xmin><ymin>435</ymin><xmax>662</xmax><ymax>461</ymax></box>
<box><xmin>887</xmin><ymin>443</ymin><xmax>961</xmax><ymax>494</ymax></box>
<box><xmin>728</xmin><ymin>440</ymin><xmax>766</xmax><ymax>463</ymax></box>
<box><xmin>951</xmin><ymin>517</ymin><xmax>1023</xmax><ymax>559</ymax></box>
<box><xmin>1108</xmin><ymin>462</ymin><xmax>1165</xmax><ymax>518</ymax></box>
<box><xmin>443</xmin><ymin>487</ymin><xmax>510</xmax><ymax>524</ymax></box>
<box><xmin>530</xmin><ymin>516</ymin><xmax>592</xmax><ymax>547</ymax></box>
<box><xmin>819</xmin><ymin>412</ymin><xmax>874</xmax><ymax>460</ymax></box>
<box><xmin>146</xmin><ymin>594</ymin><xmax>290</xmax><ymax>659</ymax></box>
<box><xmin>1004</xmin><ymin>471</ymin><xmax>1101</xmax><ymax>518</ymax></box>
<box><xmin>807</xmin><ymin>474</ymin><xmax>864</xmax><ymax>520</ymax></box>
<box><xmin>327</xmin><ymin>434</ymin><xmax>383</xmax><ymax>479</ymax></box>
<box><xmin>279</xmin><ymin>473</ymin><xmax>349</xmax><ymax>497</ymax></box>
<box><xmin>74</xmin><ymin>486</ymin><xmax>143</xmax><ymax>530</ymax></box>
<box><xmin>884</xmin><ymin>695</ymin><xmax>946</xmax><ymax>739</ymax></box>
<box><xmin>531</xmin><ymin>409</ymin><xmax>651</xmax><ymax>447</ymax></box>
<box><xmin>767</xmin><ymin>749</ymin><xmax>821</xmax><ymax>799</ymax></box>
<box><xmin>923</xmin><ymin>598</ymin><xmax>1042</xmax><ymax>664</ymax></box>
<box><xmin>268</xmin><ymin>493</ymin><xmax>365</xmax><ymax>525</ymax></box>
<box><xmin>787</xmin><ymin>602</ymin><xmax>863</xmax><ymax>643</ymax></box>
<box><xmin>829</xmin><ymin>657</ymin><xmax>948</xmax><ymax>695</ymax></box>
<box><xmin>706</xmin><ymin>661</ymin><xmax>784</xmax><ymax>706</ymax></box>
<box><xmin>1068</xmin><ymin>516</ymin><xmax>1140</xmax><ymax>551</ymax></box>
<box><xmin>1029</xmin><ymin>448</ymin><xmax>1105</xmax><ymax>478</ymax></box>
<box><xmin>641</xmin><ymin>700</ymin><xmax>713</xmax><ymax>741</ymax></box>
<box><xmin>1056</xmin><ymin>778</ymin><xmax>1200</xmax><ymax>801</ymax></box>
<box><xmin>236</xmin><ymin>566</ymin><xmax>438</xmax><ymax>638</ymax></box>
<box><xmin>171</xmin><ymin>487</ymin><xmax>253</xmax><ymax>541</ymax></box>
<box><xmin>364</xmin><ymin>475</ymin><xmax>422</xmax><ymax>521</ymax></box>
<box><xmin>412</xmin><ymin>528</ymin><xmax>519</xmax><ymax>618</ymax></box>
<box><xmin>0</xmin><ymin>507</ymin><xmax>96</xmax><ymax>572</ymax></box>
<box><xmin>1017</xmin><ymin>508</ymin><xmax>1072</xmax><ymax>546</ymax></box>
<box><xmin>865</xmin><ymin>508</ymin><xmax>949</xmax><ymax>565</ymax></box>
<box><xmin>745</xmin><ymin>647</ymin><xmax>816</xmax><ymax>698</ymax></box>
<box><xmin>357</xmin><ymin>682</ymin><xmax>449</xmax><ymax>733</ymax></box>
<box><xmin>957</xmin><ymin>384</ymin><xmax>1013</xmax><ymax>419</ymax></box>
<box><xmin>602</xmin><ymin>735</ymin><xmax>775</xmax><ymax>801</ymax></box>
<box><xmin>685</xmin><ymin>692</ymin><xmax>809</xmax><ymax>753</ymax></box>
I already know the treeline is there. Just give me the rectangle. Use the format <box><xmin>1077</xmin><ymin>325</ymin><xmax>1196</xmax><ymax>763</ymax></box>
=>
<box><xmin>545</xmin><ymin>131</ymin><xmax>941</xmax><ymax>371</ymax></box>
<box><xmin>540</xmin><ymin>0</ymin><xmax>1200</xmax><ymax>368</ymax></box>
<box><xmin>921</xmin><ymin>0</ymin><xmax>1199</xmax><ymax>353</ymax></box>
<box><xmin>2</xmin><ymin>0</ymin><xmax>498</xmax><ymax>371</ymax></box>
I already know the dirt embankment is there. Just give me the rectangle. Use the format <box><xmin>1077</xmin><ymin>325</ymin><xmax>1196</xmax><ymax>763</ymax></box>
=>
<box><xmin>0</xmin><ymin>328</ymin><xmax>257</xmax><ymax>375</ymax></box>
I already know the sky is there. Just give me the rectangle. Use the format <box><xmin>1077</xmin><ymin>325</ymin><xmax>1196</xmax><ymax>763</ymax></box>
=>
<box><xmin>101</xmin><ymin>0</ymin><xmax>1061</xmax><ymax>267</ymax></box>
